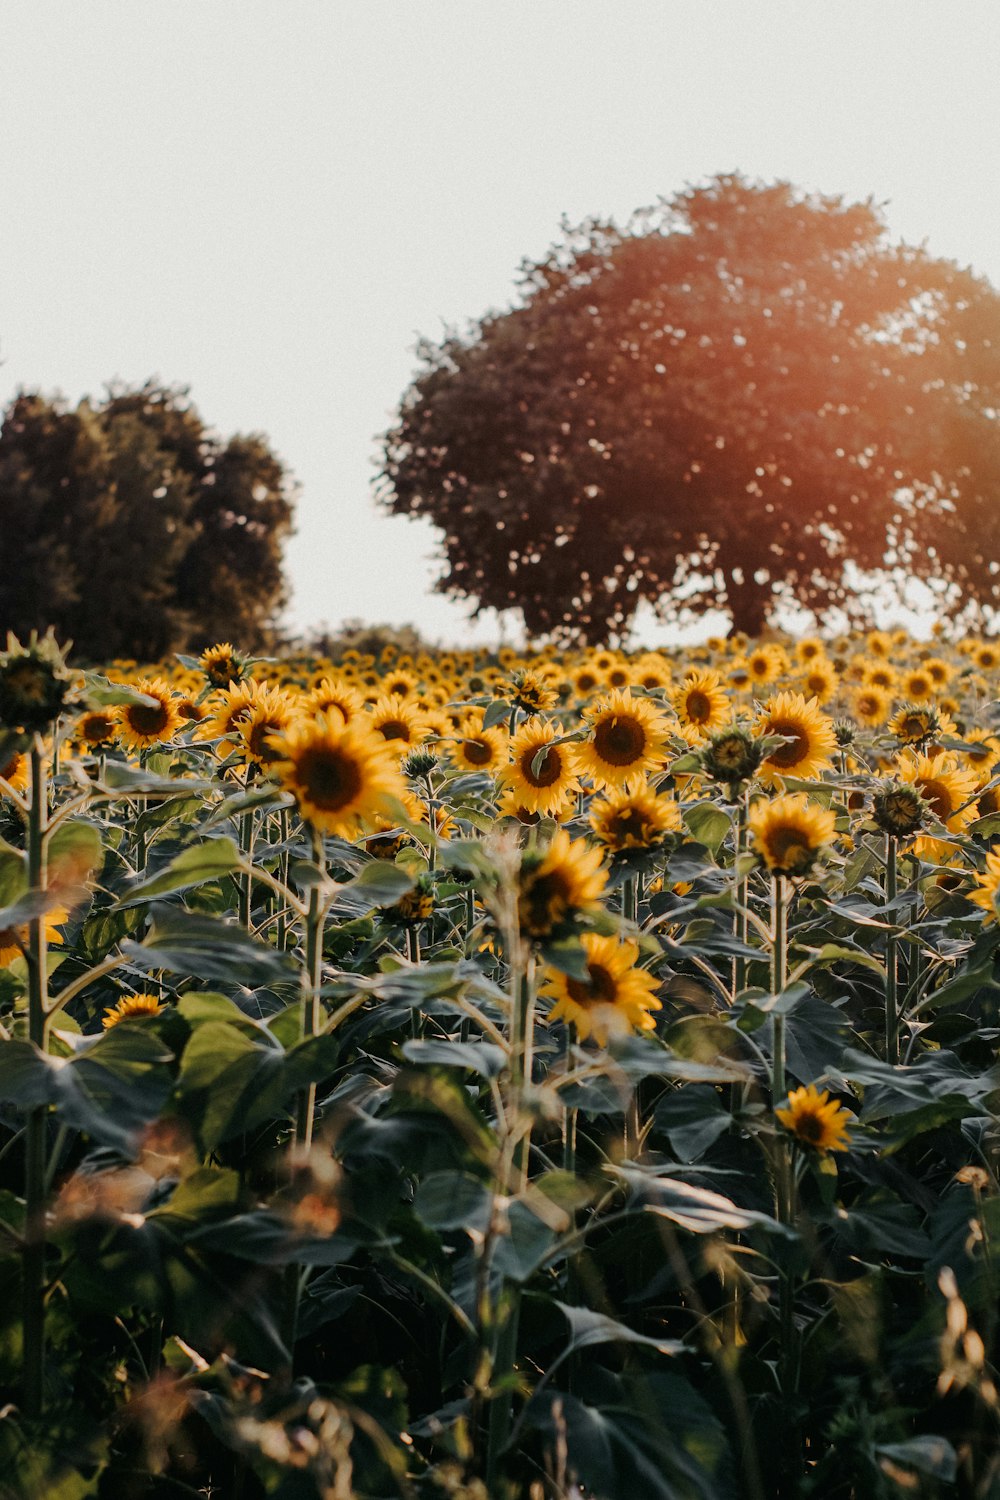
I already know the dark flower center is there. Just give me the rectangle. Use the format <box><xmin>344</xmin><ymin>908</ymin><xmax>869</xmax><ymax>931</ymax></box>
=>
<box><xmin>297</xmin><ymin>747</ymin><xmax>362</xmax><ymax>810</ymax></box>
<box><xmin>593</xmin><ymin>716</ymin><xmax>646</xmax><ymax>766</ymax></box>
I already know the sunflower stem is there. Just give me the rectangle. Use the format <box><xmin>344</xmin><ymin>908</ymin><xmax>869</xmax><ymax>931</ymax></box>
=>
<box><xmin>295</xmin><ymin>825</ymin><xmax>325</xmax><ymax>1152</ymax></box>
<box><xmin>238</xmin><ymin>809</ymin><xmax>255</xmax><ymax>930</ymax></box>
<box><xmin>884</xmin><ymin>834</ymin><xmax>899</xmax><ymax>1066</ymax></box>
<box><xmin>407</xmin><ymin>925</ymin><xmax>422</xmax><ymax>1038</ymax></box>
<box><xmin>23</xmin><ymin>741</ymin><xmax>49</xmax><ymax>1418</ymax></box>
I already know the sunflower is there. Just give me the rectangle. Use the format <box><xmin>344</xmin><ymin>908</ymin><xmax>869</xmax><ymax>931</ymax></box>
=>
<box><xmin>0</xmin><ymin>632</ymin><xmax>73</xmax><ymax>733</ymax></box>
<box><xmin>858</xmin><ymin>661</ymin><xmax>895</xmax><ymax>694</ymax></box>
<box><xmin>700</xmin><ymin>726</ymin><xmax>765</xmax><ymax>785</ymax></box>
<box><xmin>633</xmin><ymin>655</ymin><xmax>672</xmax><ymax>692</ymax></box>
<box><xmin>75</xmin><ymin>710</ymin><xmax>118</xmax><ymax>750</ymax></box>
<box><xmin>971</xmin><ymin>642</ymin><xmax>1000</xmax><ymax>673</ymax></box>
<box><xmin>0</xmin><ymin>745</ymin><xmax>29</xmax><ymax>794</ymax></box>
<box><xmin>382</xmin><ymin>668</ymin><xmax>419</xmax><ymax>699</ymax></box>
<box><xmin>799</xmin><ymin>658</ymin><xmax>839</xmax><ymax>705</ymax></box>
<box><xmin>576</xmin><ymin>689</ymin><xmax>673</xmax><ymax>789</ymax></box>
<box><xmin>673</xmin><ymin>669</ymin><xmax>731</xmax><ymax>738</ymax></box>
<box><xmin>115</xmin><ymin>678</ymin><xmax>182</xmax><ymax>752</ymax></box>
<box><xmin>748</xmin><ymin>793</ymin><xmax>837</xmax><ymax>876</ymax></box>
<box><xmin>969</xmin><ymin>848</ymin><xmax>1000</xmax><ymax>924</ymax></box>
<box><xmin>507</xmin><ymin>669</ymin><xmax>558</xmax><ymax>717</ymax></box>
<box><xmin>199</xmin><ymin>642</ymin><xmax>248</xmax><ymax>690</ymax></box>
<box><xmin>268</xmin><ymin>713</ymin><xmax>405</xmax><ymax>838</ymax></box>
<box><xmin>517</xmin><ymin>829</ymin><xmax>608</xmax><ymax>942</ymax></box>
<box><xmin>541</xmin><ymin>933</ymin><xmax>661</xmax><ymax>1045</ymax></box>
<box><xmin>367</xmin><ymin>694</ymin><xmax>429</xmax><ymax>755</ymax></box>
<box><xmin>794</xmin><ymin>637</ymin><xmax>825</xmax><ymax>665</ymax></box>
<box><xmin>0</xmin><ymin>904</ymin><xmax>69</xmax><ymax>968</ymax></box>
<box><xmin>755</xmin><ymin>692</ymin><xmax>837</xmax><ymax>789</ymax></box>
<box><xmin>304</xmin><ymin>676</ymin><xmax>363</xmax><ymax>725</ymax></box>
<box><xmin>866</xmin><ymin>630</ymin><xmax>892</xmax><ymax>659</ymax></box>
<box><xmin>570</xmin><ymin>663</ymin><xmax>605</xmax><ymax>699</ymax></box>
<box><xmin>745</xmin><ymin>644</ymin><xmax>788</xmax><ymax>688</ymax></box>
<box><xmin>871</xmin><ymin>781</ymin><xmax>926</xmax><ymax>838</ymax></box>
<box><xmin>887</xmin><ymin>702</ymin><xmax>957</xmax><ymax>749</ymax></box>
<box><xmin>901</xmin><ymin>667</ymin><xmax>935</xmax><ymax>704</ymax></box>
<box><xmin>448</xmin><ymin>712</ymin><xmax>507</xmax><ymax>774</ymax></box>
<box><xmin>775</xmin><ymin>1085</ymin><xmax>852</xmax><ymax>1153</ymax></box>
<box><xmin>234</xmin><ymin>687</ymin><xmax>299</xmax><ymax>767</ymax></box>
<box><xmin>102</xmin><ymin>993</ymin><xmax>166</xmax><ymax>1029</ymax></box>
<box><xmin>895</xmin><ymin>752</ymin><xmax>980</xmax><ymax>862</ymax></box>
<box><xmin>589</xmin><ymin>779</ymin><xmax>682</xmax><ymax>854</ymax></box>
<box><xmin>851</xmin><ymin>684</ymin><xmax>891</xmax><ymax>728</ymax></box>
<box><xmin>501</xmin><ymin>720</ymin><xmax>581</xmax><ymax>817</ymax></box>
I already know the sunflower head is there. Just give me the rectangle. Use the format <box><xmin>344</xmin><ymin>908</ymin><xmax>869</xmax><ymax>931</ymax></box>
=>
<box><xmin>116</xmin><ymin>678</ymin><xmax>182</xmax><ymax>751</ymax></box>
<box><xmin>755</xmin><ymin>692</ymin><xmax>837</xmax><ymax>789</ymax></box>
<box><xmin>102</xmin><ymin>993</ymin><xmax>166</xmax><ymax>1029</ymax></box>
<box><xmin>700</xmin><ymin>726</ymin><xmax>764</xmax><ymax>785</ymax></box>
<box><xmin>872</xmin><ymin>781</ymin><xmax>926</xmax><ymax>838</ymax></box>
<box><xmin>577</xmin><ymin>689</ymin><xmax>672</xmax><ymax>788</ymax></box>
<box><xmin>540</xmin><ymin>932</ymin><xmax>661</xmax><ymax>1046</ymax></box>
<box><xmin>748</xmin><ymin>793</ymin><xmax>837</xmax><ymax>877</ymax></box>
<box><xmin>401</xmin><ymin>748</ymin><xmax>440</xmax><ymax>783</ymax></box>
<box><xmin>969</xmin><ymin>848</ymin><xmax>1000</xmax><ymax>925</ymax></box>
<box><xmin>516</xmin><ymin>829</ymin><xmax>608</xmax><ymax>944</ymax></box>
<box><xmin>888</xmin><ymin>703</ymin><xmax>943</xmax><ymax>748</ymax></box>
<box><xmin>507</xmin><ymin>669</ymin><xmax>557</xmax><ymax>717</ymax></box>
<box><xmin>0</xmin><ymin>631</ymin><xmax>74</xmax><ymax>734</ymax></box>
<box><xmin>390</xmin><ymin>875</ymin><xmax>436</xmax><ymax>926</ymax></box>
<box><xmin>775</xmin><ymin>1085</ymin><xmax>852</xmax><ymax>1153</ymax></box>
<box><xmin>588</xmin><ymin>780</ymin><xmax>682</xmax><ymax>861</ymax></box>
<box><xmin>199</xmin><ymin>642</ymin><xmax>249</xmax><ymax>690</ymax></box>
<box><xmin>269</xmin><ymin>713</ymin><xmax>406</xmax><ymax>839</ymax></box>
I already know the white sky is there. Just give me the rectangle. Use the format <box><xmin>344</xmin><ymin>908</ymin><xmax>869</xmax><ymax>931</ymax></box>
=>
<box><xmin>2</xmin><ymin>1</ymin><xmax>999</xmax><ymax>646</ymax></box>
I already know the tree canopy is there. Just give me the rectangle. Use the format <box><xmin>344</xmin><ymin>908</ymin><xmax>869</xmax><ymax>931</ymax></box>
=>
<box><xmin>378</xmin><ymin>173</ymin><xmax>1000</xmax><ymax>641</ymax></box>
<box><xmin>0</xmin><ymin>382</ymin><xmax>295</xmax><ymax>661</ymax></box>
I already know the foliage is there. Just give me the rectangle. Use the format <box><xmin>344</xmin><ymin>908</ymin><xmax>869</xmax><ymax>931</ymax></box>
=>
<box><xmin>378</xmin><ymin>174</ymin><xmax>1000</xmax><ymax>642</ymax></box>
<box><xmin>0</xmin><ymin>382</ymin><xmax>296</xmax><ymax>660</ymax></box>
<box><xmin>0</xmin><ymin>627</ymin><xmax>999</xmax><ymax>1497</ymax></box>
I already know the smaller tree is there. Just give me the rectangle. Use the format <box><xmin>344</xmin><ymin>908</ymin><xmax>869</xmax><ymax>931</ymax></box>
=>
<box><xmin>0</xmin><ymin>382</ymin><xmax>296</xmax><ymax>660</ymax></box>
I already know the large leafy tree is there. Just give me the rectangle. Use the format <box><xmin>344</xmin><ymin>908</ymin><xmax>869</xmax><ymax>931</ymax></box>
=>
<box><xmin>379</xmin><ymin>174</ymin><xmax>1000</xmax><ymax>641</ymax></box>
<box><xmin>0</xmin><ymin>382</ymin><xmax>295</xmax><ymax>660</ymax></box>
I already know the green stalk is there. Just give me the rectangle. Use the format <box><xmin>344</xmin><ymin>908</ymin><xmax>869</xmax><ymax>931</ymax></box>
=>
<box><xmin>622</xmin><ymin>874</ymin><xmax>638</xmax><ymax>927</ymax></box>
<box><xmin>407</xmin><ymin>925</ymin><xmax>422</xmax><ymax>1038</ymax></box>
<box><xmin>771</xmin><ymin>875</ymin><xmax>788</xmax><ymax>1108</ymax></box>
<box><xmin>238</xmin><ymin>809</ymin><xmax>255</xmax><ymax>930</ymax></box>
<box><xmin>884</xmin><ymin>834</ymin><xmax>899</xmax><ymax>1065</ymax></box>
<box><xmin>294</xmin><ymin>825</ymin><xmax>325</xmax><ymax>1151</ymax></box>
<box><xmin>733</xmin><ymin>787</ymin><xmax>750</xmax><ymax>997</ymax></box>
<box><xmin>23</xmin><ymin>743</ymin><xmax>49</xmax><ymax>1417</ymax></box>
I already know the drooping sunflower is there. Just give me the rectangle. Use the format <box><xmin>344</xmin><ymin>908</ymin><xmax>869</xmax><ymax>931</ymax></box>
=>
<box><xmin>588</xmin><ymin>780</ymin><xmax>682</xmax><ymax>854</ymax></box>
<box><xmin>755</xmin><ymin>692</ymin><xmax>837</xmax><ymax>789</ymax></box>
<box><xmin>0</xmin><ymin>631</ymin><xmax>73</xmax><ymax>733</ymax></box>
<box><xmin>501</xmin><ymin>720</ymin><xmax>581</xmax><ymax>817</ymax></box>
<box><xmin>541</xmin><ymin>933</ymin><xmax>661</xmax><ymax>1045</ymax></box>
<box><xmin>268</xmin><ymin>713</ymin><xmax>406</xmax><ymax>838</ymax></box>
<box><xmin>517</xmin><ymin>829</ymin><xmax>608</xmax><ymax>943</ymax></box>
<box><xmin>102</xmin><ymin>993</ymin><xmax>166</xmax><ymax>1029</ymax></box>
<box><xmin>673</xmin><ymin>669</ymin><xmax>731</xmax><ymax>738</ymax></box>
<box><xmin>748</xmin><ymin>793</ymin><xmax>837</xmax><ymax>877</ymax></box>
<box><xmin>506</xmin><ymin>668</ymin><xmax>558</xmax><ymax>717</ymax></box>
<box><xmin>775</xmin><ymin>1085</ymin><xmax>852</xmax><ymax>1153</ymax></box>
<box><xmin>894</xmin><ymin>752</ymin><xmax>980</xmax><ymax>862</ymax></box>
<box><xmin>115</xmin><ymin>678</ymin><xmax>183</xmax><ymax>752</ymax></box>
<box><xmin>576</xmin><ymin>689</ymin><xmax>673</xmax><ymax>789</ymax></box>
<box><xmin>969</xmin><ymin>847</ymin><xmax>1000</xmax><ymax>925</ymax></box>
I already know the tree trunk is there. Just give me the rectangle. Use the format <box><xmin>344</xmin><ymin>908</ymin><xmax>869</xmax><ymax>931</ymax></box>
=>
<box><xmin>726</xmin><ymin>572</ymin><xmax>771</xmax><ymax>639</ymax></box>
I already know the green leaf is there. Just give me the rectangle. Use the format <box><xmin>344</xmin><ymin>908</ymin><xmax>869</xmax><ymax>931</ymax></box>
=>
<box><xmin>554</xmin><ymin>1301</ymin><xmax>684</xmax><ymax>1358</ymax></box>
<box><xmin>123</xmin><ymin>906</ymin><xmax>296</xmax><ymax>987</ymax></box>
<box><xmin>681</xmin><ymin>802</ymin><xmax>732</xmax><ymax>856</ymax></box>
<box><xmin>874</xmin><ymin>1436</ymin><xmax>957</xmax><ymax>1482</ymax></box>
<box><xmin>82</xmin><ymin>673</ymin><xmax>160</xmax><ymax>708</ymax></box>
<box><xmin>655</xmin><ymin>1086</ymin><xmax>731</xmax><ymax>1162</ymax></box>
<box><xmin>115</xmin><ymin>836</ymin><xmax>241</xmax><ymax>907</ymax></box>
<box><xmin>482</xmin><ymin>697</ymin><xmax>510</xmax><ymax>729</ymax></box>
<box><xmin>612</xmin><ymin>1164</ymin><xmax>793</xmax><ymax>1237</ymax></box>
<box><xmin>414</xmin><ymin>1171</ymin><xmax>492</xmax><ymax>1232</ymax></box>
<box><xmin>401</xmin><ymin>1038</ymin><xmax>507</xmax><ymax>1077</ymax></box>
<box><xmin>338</xmin><ymin>860</ymin><xmax>416</xmax><ymax>909</ymax></box>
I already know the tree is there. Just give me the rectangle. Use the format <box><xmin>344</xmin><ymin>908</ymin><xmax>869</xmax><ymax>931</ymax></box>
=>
<box><xmin>378</xmin><ymin>174</ymin><xmax>1000</xmax><ymax>641</ymax></box>
<box><xmin>0</xmin><ymin>382</ymin><xmax>296</xmax><ymax>660</ymax></box>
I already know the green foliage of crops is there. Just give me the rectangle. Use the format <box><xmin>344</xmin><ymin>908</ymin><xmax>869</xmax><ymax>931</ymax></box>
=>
<box><xmin>0</xmin><ymin>628</ymin><xmax>999</xmax><ymax>1497</ymax></box>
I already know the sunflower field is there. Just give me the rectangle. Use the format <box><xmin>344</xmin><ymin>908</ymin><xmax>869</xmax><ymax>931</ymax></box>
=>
<box><xmin>1</xmin><ymin>627</ymin><xmax>1000</xmax><ymax>1498</ymax></box>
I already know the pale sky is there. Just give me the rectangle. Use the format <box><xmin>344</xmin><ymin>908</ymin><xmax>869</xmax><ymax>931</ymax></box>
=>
<box><xmin>2</xmin><ymin>2</ymin><xmax>999</xmax><ymax>646</ymax></box>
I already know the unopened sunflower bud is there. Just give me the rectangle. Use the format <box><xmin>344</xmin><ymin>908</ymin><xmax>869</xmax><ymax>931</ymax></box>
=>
<box><xmin>833</xmin><ymin>719</ymin><xmax>855</xmax><ymax>748</ymax></box>
<box><xmin>872</xmin><ymin>781</ymin><xmax>925</xmax><ymax>838</ymax></box>
<box><xmin>700</xmin><ymin>726</ymin><xmax>763</xmax><ymax>784</ymax></box>
<box><xmin>0</xmin><ymin>631</ymin><xmax>74</xmax><ymax>734</ymax></box>
<box><xmin>401</xmin><ymin>748</ymin><xmax>439</xmax><ymax>782</ymax></box>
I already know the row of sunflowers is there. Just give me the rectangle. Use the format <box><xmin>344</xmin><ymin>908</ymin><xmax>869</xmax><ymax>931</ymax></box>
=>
<box><xmin>0</xmin><ymin>625</ymin><xmax>999</xmax><ymax>1498</ymax></box>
